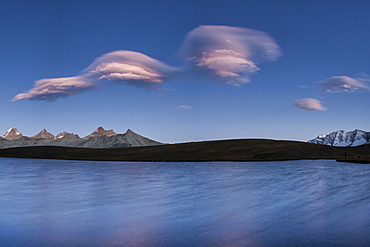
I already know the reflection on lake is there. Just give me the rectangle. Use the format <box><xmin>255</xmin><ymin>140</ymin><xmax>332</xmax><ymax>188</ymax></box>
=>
<box><xmin>1</xmin><ymin>158</ymin><xmax>370</xmax><ymax>246</ymax></box>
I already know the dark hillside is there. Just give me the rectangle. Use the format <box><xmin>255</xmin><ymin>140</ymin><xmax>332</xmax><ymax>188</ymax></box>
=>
<box><xmin>0</xmin><ymin>139</ymin><xmax>369</xmax><ymax>162</ymax></box>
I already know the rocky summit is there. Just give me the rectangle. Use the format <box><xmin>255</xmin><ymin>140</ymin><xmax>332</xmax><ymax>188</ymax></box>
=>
<box><xmin>0</xmin><ymin>127</ymin><xmax>162</xmax><ymax>149</ymax></box>
<box><xmin>56</xmin><ymin>132</ymin><xmax>80</xmax><ymax>140</ymax></box>
<box><xmin>85</xmin><ymin>127</ymin><xmax>117</xmax><ymax>138</ymax></box>
<box><xmin>3</xmin><ymin>128</ymin><xmax>23</xmax><ymax>140</ymax></box>
<box><xmin>32</xmin><ymin>129</ymin><xmax>55</xmax><ymax>139</ymax></box>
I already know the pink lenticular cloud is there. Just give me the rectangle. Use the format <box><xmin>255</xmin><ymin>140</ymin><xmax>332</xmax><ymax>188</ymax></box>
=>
<box><xmin>85</xmin><ymin>51</ymin><xmax>178</xmax><ymax>89</ymax></box>
<box><xmin>294</xmin><ymin>98</ymin><xmax>327</xmax><ymax>111</ymax></box>
<box><xmin>179</xmin><ymin>25</ymin><xmax>282</xmax><ymax>86</ymax></box>
<box><xmin>316</xmin><ymin>76</ymin><xmax>370</xmax><ymax>93</ymax></box>
<box><xmin>90</xmin><ymin>63</ymin><xmax>162</xmax><ymax>83</ymax></box>
<box><xmin>13</xmin><ymin>51</ymin><xmax>178</xmax><ymax>101</ymax></box>
<box><xmin>12</xmin><ymin>76</ymin><xmax>97</xmax><ymax>101</ymax></box>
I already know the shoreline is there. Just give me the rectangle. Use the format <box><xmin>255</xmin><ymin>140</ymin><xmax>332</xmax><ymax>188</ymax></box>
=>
<box><xmin>0</xmin><ymin>155</ymin><xmax>336</xmax><ymax>163</ymax></box>
<box><xmin>336</xmin><ymin>157</ymin><xmax>370</xmax><ymax>164</ymax></box>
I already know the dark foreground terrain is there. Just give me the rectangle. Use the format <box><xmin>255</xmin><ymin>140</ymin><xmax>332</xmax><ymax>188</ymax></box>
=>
<box><xmin>336</xmin><ymin>156</ymin><xmax>370</xmax><ymax>164</ymax></box>
<box><xmin>0</xmin><ymin>139</ymin><xmax>369</xmax><ymax>162</ymax></box>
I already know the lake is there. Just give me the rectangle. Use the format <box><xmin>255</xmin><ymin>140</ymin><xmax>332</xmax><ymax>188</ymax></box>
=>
<box><xmin>0</xmin><ymin>158</ymin><xmax>370</xmax><ymax>246</ymax></box>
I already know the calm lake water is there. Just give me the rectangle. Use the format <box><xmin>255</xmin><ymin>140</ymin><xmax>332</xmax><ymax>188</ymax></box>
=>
<box><xmin>1</xmin><ymin>158</ymin><xmax>370</xmax><ymax>246</ymax></box>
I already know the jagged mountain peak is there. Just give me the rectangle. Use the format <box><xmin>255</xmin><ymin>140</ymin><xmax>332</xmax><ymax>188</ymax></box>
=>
<box><xmin>85</xmin><ymin>127</ymin><xmax>117</xmax><ymax>138</ymax></box>
<box><xmin>121</xmin><ymin>129</ymin><xmax>162</xmax><ymax>147</ymax></box>
<box><xmin>56</xmin><ymin>132</ymin><xmax>80</xmax><ymax>139</ymax></box>
<box><xmin>125</xmin><ymin>129</ymin><xmax>136</xmax><ymax>135</ymax></box>
<box><xmin>3</xmin><ymin>128</ymin><xmax>23</xmax><ymax>140</ymax></box>
<box><xmin>32</xmin><ymin>129</ymin><xmax>55</xmax><ymax>139</ymax></box>
<box><xmin>308</xmin><ymin>129</ymin><xmax>370</xmax><ymax>147</ymax></box>
<box><xmin>56</xmin><ymin>132</ymin><xmax>68</xmax><ymax>139</ymax></box>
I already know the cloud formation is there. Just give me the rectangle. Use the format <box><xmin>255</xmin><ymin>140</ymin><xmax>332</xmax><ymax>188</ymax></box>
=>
<box><xmin>13</xmin><ymin>51</ymin><xmax>178</xmax><ymax>101</ymax></box>
<box><xmin>12</xmin><ymin>76</ymin><xmax>97</xmax><ymax>101</ymax></box>
<box><xmin>316</xmin><ymin>76</ymin><xmax>370</xmax><ymax>93</ymax></box>
<box><xmin>84</xmin><ymin>51</ymin><xmax>178</xmax><ymax>89</ymax></box>
<box><xmin>294</xmin><ymin>98</ymin><xmax>327</xmax><ymax>111</ymax></box>
<box><xmin>179</xmin><ymin>25</ymin><xmax>282</xmax><ymax>86</ymax></box>
<box><xmin>13</xmin><ymin>25</ymin><xmax>281</xmax><ymax>101</ymax></box>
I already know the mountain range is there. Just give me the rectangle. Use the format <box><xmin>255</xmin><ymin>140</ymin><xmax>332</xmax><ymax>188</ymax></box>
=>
<box><xmin>0</xmin><ymin>127</ymin><xmax>162</xmax><ymax>149</ymax></box>
<box><xmin>308</xmin><ymin>129</ymin><xmax>370</xmax><ymax>147</ymax></box>
<box><xmin>1</xmin><ymin>128</ymin><xmax>370</xmax><ymax>163</ymax></box>
<box><xmin>2</xmin><ymin>127</ymin><xmax>369</xmax><ymax>150</ymax></box>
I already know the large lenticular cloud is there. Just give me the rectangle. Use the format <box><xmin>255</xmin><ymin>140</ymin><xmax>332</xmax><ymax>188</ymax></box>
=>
<box><xmin>13</xmin><ymin>51</ymin><xmax>178</xmax><ymax>101</ymax></box>
<box><xmin>84</xmin><ymin>50</ymin><xmax>178</xmax><ymax>89</ymax></box>
<box><xmin>179</xmin><ymin>25</ymin><xmax>282</xmax><ymax>86</ymax></box>
<box><xmin>12</xmin><ymin>76</ymin><xmax>97</xmax><ymax>102</ymax></box>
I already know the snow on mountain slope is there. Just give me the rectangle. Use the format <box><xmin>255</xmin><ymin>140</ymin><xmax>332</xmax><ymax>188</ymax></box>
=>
<box><xmin>56</xmin><ymin>132</ymin><xmax>80</xmax><ymax>139</ymax></box>
<box><xmin>308</xmin><ymin>129</ymin><xmax>370</xmax><ymax>146</ymax></box>
<box><xmin>2</xmin><ymin>128</ymin><xmax>23</xmax><ymax>140</ymax></box>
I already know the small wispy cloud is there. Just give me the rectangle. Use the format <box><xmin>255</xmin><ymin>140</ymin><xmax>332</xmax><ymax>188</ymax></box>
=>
<box><xmin>12</xmin><ymin>76</ymin><xmax>97</xmax><ymax>101</ymax></box>
<box><xmin>316</xmin><ymin>76</ymin><xmax>370</xmax><ymax>93</ymax></box>
<box><xmin>294</xmin><ymin>98</ymin><xmax>327</xmax><ymax>111</ymax></box>
<box><xmin>176</xmin><ymin>105</ymin><xmax>193</xmax><ymax>110</ymax></box>
<box><xmin>179</xmin><ymin>25</ymin><xmax>282</xmax><ymax>86</ymax></box>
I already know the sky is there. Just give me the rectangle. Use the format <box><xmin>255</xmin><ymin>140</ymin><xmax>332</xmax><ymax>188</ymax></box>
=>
<box><xmin>1</xmin><ymin>0</ymin><xmax>370</xmax><ymax>143</ymax></box>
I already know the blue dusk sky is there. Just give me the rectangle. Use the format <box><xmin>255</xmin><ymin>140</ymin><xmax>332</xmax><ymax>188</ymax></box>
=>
<box><xmin>0</xmin><ymin>0</ymin><xmax>369</xmax><ymax>143</ymax></box>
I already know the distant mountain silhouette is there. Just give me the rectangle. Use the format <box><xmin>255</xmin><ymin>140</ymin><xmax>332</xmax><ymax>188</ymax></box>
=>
<box><xmin>0</xmin><ymin>127</ymin><xmax>162</xmax><ymax>149</ymax></box>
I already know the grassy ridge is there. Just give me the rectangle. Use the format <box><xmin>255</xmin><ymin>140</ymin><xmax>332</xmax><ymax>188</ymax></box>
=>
<box><xmin>0</xmin><ymin>139</ymin><xmax>369</xmax><ymax>162</ymax></box>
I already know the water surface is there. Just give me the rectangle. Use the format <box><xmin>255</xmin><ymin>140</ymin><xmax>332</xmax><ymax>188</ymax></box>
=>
<box><xmin>1</xmin><ymin>158</ymin><xmax>370</xmax><ymax>246</ymax></box>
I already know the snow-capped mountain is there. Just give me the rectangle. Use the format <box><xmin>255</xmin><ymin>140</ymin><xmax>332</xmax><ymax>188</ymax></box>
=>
<box><xmin>308</xmin><ymin>129</ymin><xmax>370</xmax><ymax>146</ymax></box>
<box><xmin>2</xmin><ymin>128</ymin><xmax>23</xmax><ymax>140</ymax></box>
<box><xmin>0</xmin><ymin>127</ymin><xmax>162</xmax><ymax>149</ymax></box>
